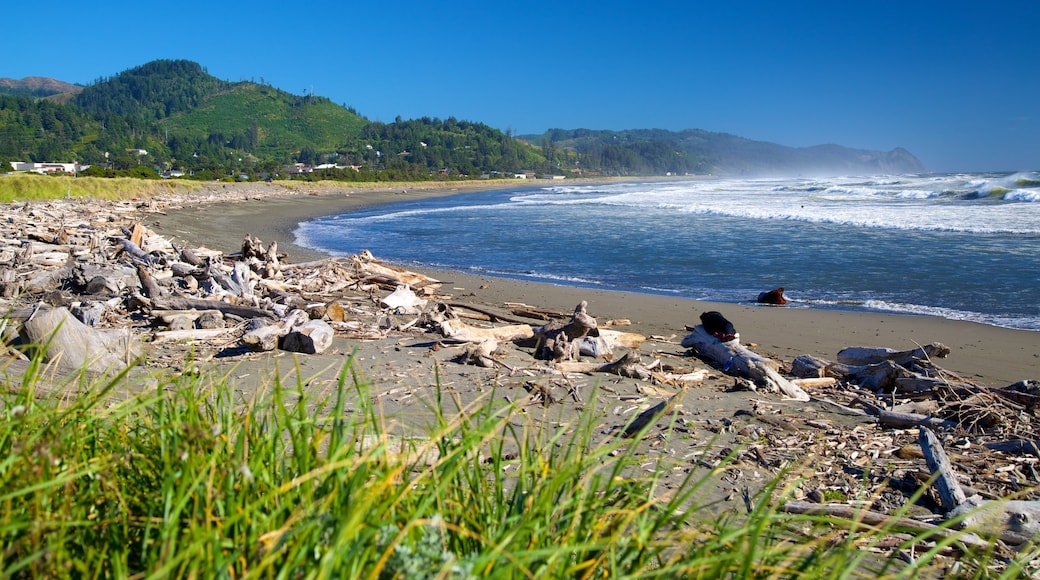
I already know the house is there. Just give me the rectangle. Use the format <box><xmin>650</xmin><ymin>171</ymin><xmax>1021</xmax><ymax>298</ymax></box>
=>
<box><xmin>9</xmin><ymin>161</ymin><xmax>83</xmax><ymax>174</ymax></box>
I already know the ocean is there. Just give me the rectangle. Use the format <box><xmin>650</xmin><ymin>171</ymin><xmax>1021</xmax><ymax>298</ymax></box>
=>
<box><xmin>294</xmin><ymin>172</ymin><xmax>1040</xmax><ymax>331</ymax></box>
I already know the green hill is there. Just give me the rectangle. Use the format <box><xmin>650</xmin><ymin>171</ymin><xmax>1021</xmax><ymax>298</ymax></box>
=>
<box><xmin>0</xmin><ymin>59</ymin><xmax>926</xmax><ymax>180</ymax></box>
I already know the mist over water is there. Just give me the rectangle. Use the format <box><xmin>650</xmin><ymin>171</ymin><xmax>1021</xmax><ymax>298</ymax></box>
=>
<box><xmin>295</xmin><ymin>172</ymin><xmax>1040</xmax><ymax>331</ymax></box>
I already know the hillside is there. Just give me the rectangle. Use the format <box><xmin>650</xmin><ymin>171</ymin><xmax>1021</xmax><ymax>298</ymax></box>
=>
<box><xmin>521</xmin><ymin>128</ymin><xmax>927</xmax><ymax>176</ymax></box>
<box><xmin>0</xmin><ymin>59</ymin><xmax>926</xmax><ymax>180</ymax></box>
<box><xmin>0</xmin><ymin>76</ymin><xmax>81</xmax><ymax>98</ymax></box>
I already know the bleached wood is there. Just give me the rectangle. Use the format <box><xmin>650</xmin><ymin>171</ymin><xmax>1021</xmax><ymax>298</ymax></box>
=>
<box><xmin>280</xmin><ymin>319</ymin><xmax>335</xmax><ymax>354</ymax></box>
<box><xmin>836</xmin><ymin>342</ymin><xmax>950</xmax><ymax>366</ymax></box>
<box><xmin>20</xmin><ymin>306</ymin><xmax>139</xmax><ymax>372</ymax></box>
<box><xmin>380</xmin><ymin>285</ymin><xmax>428</xmax><ymax>314</ymax></box>
<box><xmin>681</xmin><ymin>325</ymin><xmax>809</xmax><ymax>401</ymax></box>
<box><xmin>439</xmin><ymin>318</ymin><xmax>534</xmax><ymax>343</ymax></box>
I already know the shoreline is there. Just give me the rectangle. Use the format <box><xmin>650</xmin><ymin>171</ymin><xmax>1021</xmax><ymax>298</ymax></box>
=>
<box><xmin>151</xmin><ymin>181</ymin><xmax>1040</xmax><ymax>388</ymax></box>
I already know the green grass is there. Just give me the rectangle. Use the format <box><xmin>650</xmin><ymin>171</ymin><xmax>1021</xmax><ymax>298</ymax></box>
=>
<box><xmin>0</xmin><ymin>173</ymin><xmax>199</xmax><ymax>202</ymax></box>
<box><xmin>0</xmin><ymin>350</ymin><xmax>1036</xmax><ymax>578</ymax></box>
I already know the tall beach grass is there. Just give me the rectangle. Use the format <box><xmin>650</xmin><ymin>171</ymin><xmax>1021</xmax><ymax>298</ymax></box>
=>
<box><xmin>0</xmin><ymin>173</ymin><xmax>202</xmax><ymax>203</ymax></box>
<box><xmin>0</xmin><ymin>350</ymin><xmax>1036</xmax><ymax>578</ymax></box>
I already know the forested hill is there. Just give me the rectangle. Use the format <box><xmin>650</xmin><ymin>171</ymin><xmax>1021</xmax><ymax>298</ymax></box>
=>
<box><xmin>520</xmin><ymin>128</ymin><xmax>927</xmax><ymax>176</ymax></box>
<box><xmin>0</xmin><ymin>59</ymin><xmax>926</xmax><ymax>180</ymax></box>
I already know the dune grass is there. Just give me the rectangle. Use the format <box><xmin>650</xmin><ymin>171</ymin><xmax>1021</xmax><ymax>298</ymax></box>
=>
<box><xmin>0</xmin><ymin>351</ymin><xmax>1036</xmax><ymax>578</ymax></box>
<box><xmin>0</xmin><ymin>173</ymin><xmax>201</xmax><ymax>202</ymax></box>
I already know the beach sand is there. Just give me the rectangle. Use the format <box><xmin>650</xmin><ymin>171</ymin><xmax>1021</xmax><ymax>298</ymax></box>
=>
<box><xmin>152</xmin><ymin>181</ymin><xmax>1039</xmax><ymax>389</ymax></box>
<box><xmin>142</xmin><ymin>180</ymin><xmax>1040</xmax><ymax>516</ymax></box>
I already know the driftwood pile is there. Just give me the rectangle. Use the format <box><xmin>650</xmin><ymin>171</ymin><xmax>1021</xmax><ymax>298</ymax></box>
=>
<box><xmin>0</xmin><ymin>195</ymin><xmax>1037</xmax><ymax>559</ymax></box>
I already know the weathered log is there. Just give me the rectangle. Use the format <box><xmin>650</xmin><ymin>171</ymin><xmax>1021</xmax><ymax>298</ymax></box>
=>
<box><xmin>534</xmin><ymin>301</ymin><xmax>598</xmax><ymax>361</ymax></box>
<box><xmin>790</xmin><ymin>354</ymin><xmax>832</xmax><ymax>378</ymax></box>
<box><xmin>24</xmin><ymin>267</ymin><xmax>71</xmax><ymax>295</ymax></box>
<box><xmin>948</xmin><ymin>496</ymin><xmax>1040</xmax><ymax>548</ymax></box>
<box><xmin>847</xmin><ymin>360</ymin><xmax>906</xmax><ymax>391</ymax></box>
<box><xmin>70</xmin><ymin>302</ymin><xmax>106</xmax><ymax>327</ymax></box>
<box><xmin>241</xmin><ymin>309</ymin><xmax>310</xmax><ymax>352</ymax></box>
<box><xmin>791</xmin><ymin>377</ymin><xmax>837</xmax><ymax>389</ymax></box>
<box><xmin>136</xmin><ymin>264</ymin><xmax>163</xmax><ymax>299</ymax></box>
<box><xmin>557</xmin><ymin>351</ymin><xmax>654</xmax><ymax>381</ymax></box>
<box><xmin>207</xmin><ymin>264</ymin><xmax>243</xmax><ymax>296</ymax></box>
<box><xmin>836</xmin><ymin>342</ymin><xmax>950</xmax><ymax>367</ymax></box>
<box><xmin>919</xmin><ymin>426</ymin><xmax>968</xmax><ymax>513</ymax></box>
<box><xmin>921</xmin><ymin>427</ymin><xmax>1040</xmax><ymax>547</ymax></box>
<box><xmin>983</xmin><ymin>439</ymin><xmax>1040</xmax><ymax>456</ymax></box>
<box><xmin>0</xmin><ymin>268</ymin><xmax>18</xmax><ymax>298</ymax></box>
<box><xmin>20</xmin><ymin>306</ymin><xmax>139</xmax><ymax>372</ymax></box>
<box><xmin>681</xmin><ymin>325</ymin><xmax>809</xmax><ymax>401</ymax></box>
<box><xmin>179</xmin><ymin>246</ymin><xmax>205</xmax><ymax>267</ymax></box>
<box><xmin>264</xmin><ymin>240</ymin><xmax>280</xmax><ymax>278</ymax></box>
<box><xmin>280</xmin><ymin>319</ymin><xmax>335</xmax><ymax>354</ymax></box>
<box><xmin>878</xmin><ymin>410</ymin><xmax>959</xmax><ymax>430</ymax></box>
<box><xmin>151</xmin><ymin>296</ymin><xmax>276</xmax><ymax>320</ymax></box>
<box><xmin>779</xmin><ymin>501</ymin><xmax>990</xmax><ymax>549</ymax></box>
<box><xmin>150</xmin><ymin>328</ymin><xmax>232</xmax><ymax>344</ymax></box>
<box><xmin>231</xmin><ymin>261</ymin><xmax>254</xmax><ymax>298</ymax></box>
<box><xmin>453</xmin><ymin>339</ymin><xmax>500</xmax><ymax>368</ymax></box>
<box><xmin>352</xmin><ymin>250</ymin><xmax>441</xmax><ymax>293</ymax></box>
<box><xmin>438</xmin><ymin>318</ymin><xmax>534</xmax><ymax>344</ymax></box>
<box><xmin>118</xmin><ymin>238</ymin><xmax>153</xmax><ymax>265</ymax></box>
<box><xmin>619</xmin><ymin>386</ymin><xmax>688</xmax><ymax>438</ymax></box>
<box><xmin>446</xmin><ymin>302</ymin><xmax>534</xmax><ymax>325</ymax></box>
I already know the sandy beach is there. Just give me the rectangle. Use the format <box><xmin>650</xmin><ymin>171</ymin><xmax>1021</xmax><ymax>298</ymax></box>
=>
<box><xmin>1</xmin><ymin>177</ymin><xmax>1030</xmax><ymax>524</ymax></box>
<box><xmin>152</xmin><ymin>181</ymin><xmax>1040</xmax><ymax>389</ymax></box>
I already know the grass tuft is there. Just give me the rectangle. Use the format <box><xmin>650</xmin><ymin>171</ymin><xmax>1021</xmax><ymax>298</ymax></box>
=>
<box><xmin>0</xmin><ymin>349</ymin><xmax>1034</xmax><ymax>577</ymax></box>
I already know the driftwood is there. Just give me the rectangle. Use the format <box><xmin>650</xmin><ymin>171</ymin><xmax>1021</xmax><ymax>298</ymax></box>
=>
<box><xmin>280</xmin><ymin>319</ymin><xmax>335</xmax><ymax>354</ymax></box>
<box><xmin>380</xmin><ymin>285</ymin><xmax>428</xmax><ymax>314</ymax></box>
<box><xmin>681</xmin><ymin>325</ymin><xmax>809</xmax><ymax>401</ymax></box>
<box><xmin>151</xmin><ymin>296</ymin><xmax>276</xmax><ymax>321</ymax></box>
<box><xmin>878</xmin><ymin>410</ymin><xmax>959</xmax><ymax>430</ymax></box>
<box><xmin>837</xmin><ymin>342</ymin><xmax>950</xmax><ymax>367</ymax></box>
<box><xmin>19</xmin><ymin>306</ymin><xmax>140</xmax><ymax>372</ymax></box>
<box><xmin>438</xmin><ymin>318</ymin><xmax>534</xmax><ymax>344</ymax></box>
<box><xmin>920</xmin><ymin>426</ymin><xmax>1040</xmax><ymax>548</ymax></box>
<box><xmin>577</xmin><ymin>328</ymin><xmax>647</xmax><ymax>358</ymax></box>
<box><xmin>535</xmin><ymin>301</ymin><xmax>598</xmax><ymax>362</ymax></box>
<box><xmin>241</xmin><ymin>309</ymin><xmax>310</xmax><ymax>352</ymax></box>
<box><xmin>619</xmin><ymin>386</ymin><xmax>688</xmax><ymax>438</ymax></box>
<box><xmin>779</xmin><ymin>501</ymin><xmax>990</xmax><ymax>549</ymax></box>
<box><xmin>352</xmin><ymin>249</ymin><xmax>441</xmax><ymax>293</ymax></box>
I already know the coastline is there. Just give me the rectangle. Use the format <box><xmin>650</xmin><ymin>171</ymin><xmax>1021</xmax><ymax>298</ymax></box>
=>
<box><xmin>152</xmin><ymin>181</ymin><xmax>1040</xmax><ymax>388</ymax></box>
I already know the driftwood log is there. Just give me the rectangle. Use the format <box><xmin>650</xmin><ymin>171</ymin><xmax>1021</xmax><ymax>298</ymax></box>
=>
<box><xmin>920</xmin><ymin>426</ymin><xmax>1040</xmax><ymax>548</ymax></box>
<box><xmin>535</xmin><ymin>301</ymin><xmax>598</xmax><ymax>362</ymax></box>
<box><xmin>837</xmin><ymin>342</ymin><xmax>950</xmax><ymax>367</ymax></box>
<box><xmin>19</xmin><ymin>306</ymin><xmax>140</xmax><ymax>373</ymax></box>
<box><xmin>681</xmin><ymin>325</ymin><xmax>810</xmax><ymax>401</ymax></box>
<box><xmin>352</xmin><ymin>249</ymin><xmax>441</xmax><ymax>293</ymax></box>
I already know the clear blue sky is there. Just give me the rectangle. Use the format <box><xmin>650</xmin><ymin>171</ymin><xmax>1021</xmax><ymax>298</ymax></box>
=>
<box><xmin>4</xmin><ymin>1</ymin><xmax>1037</xmax><ymax>173</ymax></box>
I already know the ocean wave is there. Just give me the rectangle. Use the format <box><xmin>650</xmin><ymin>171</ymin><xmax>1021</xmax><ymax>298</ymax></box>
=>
<box><xmin>464</xmin><ymin>266</ymin><xmax>602</xmax><ymax>286</ymax></box>
<box><xmin>1004</xmin><ymin>189</ymin><xmax>1040</xmax><ymax>202</ymax></box>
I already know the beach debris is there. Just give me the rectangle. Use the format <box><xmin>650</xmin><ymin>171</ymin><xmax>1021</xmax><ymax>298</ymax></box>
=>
<box><xmin>380</xmin><ymin>285</ymin><xmax>427</xmax><ymax>314</ymax></box>
<box><xmin>351</xmin><ymin>249</ymin><xmax>441</xmax><ymax>294</ymax></box>
<box><xmin>534</xmin><ymin>301</ymin><xmax>598</xmax><ymax>362</ymax></box>
<box><xmin>681</xmin><ymin>322</ymin><xmax>810</xmax><ymax>401</ymax></box>
<box><xmin>2</xmin><ymin>188</ymin><xmax>1040</xmax><ymax>564</ymax></box>
<box><xmin>16</xmin><ymin>305</ymin><xmax>140</xmax><ymax>373</ymax></box>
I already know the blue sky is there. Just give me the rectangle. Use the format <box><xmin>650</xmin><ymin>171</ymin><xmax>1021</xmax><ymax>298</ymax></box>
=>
<box><xmin>4</xmin><ymin>1</ymin><xmax>1037</xmax><ymax>172</ymax></box>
